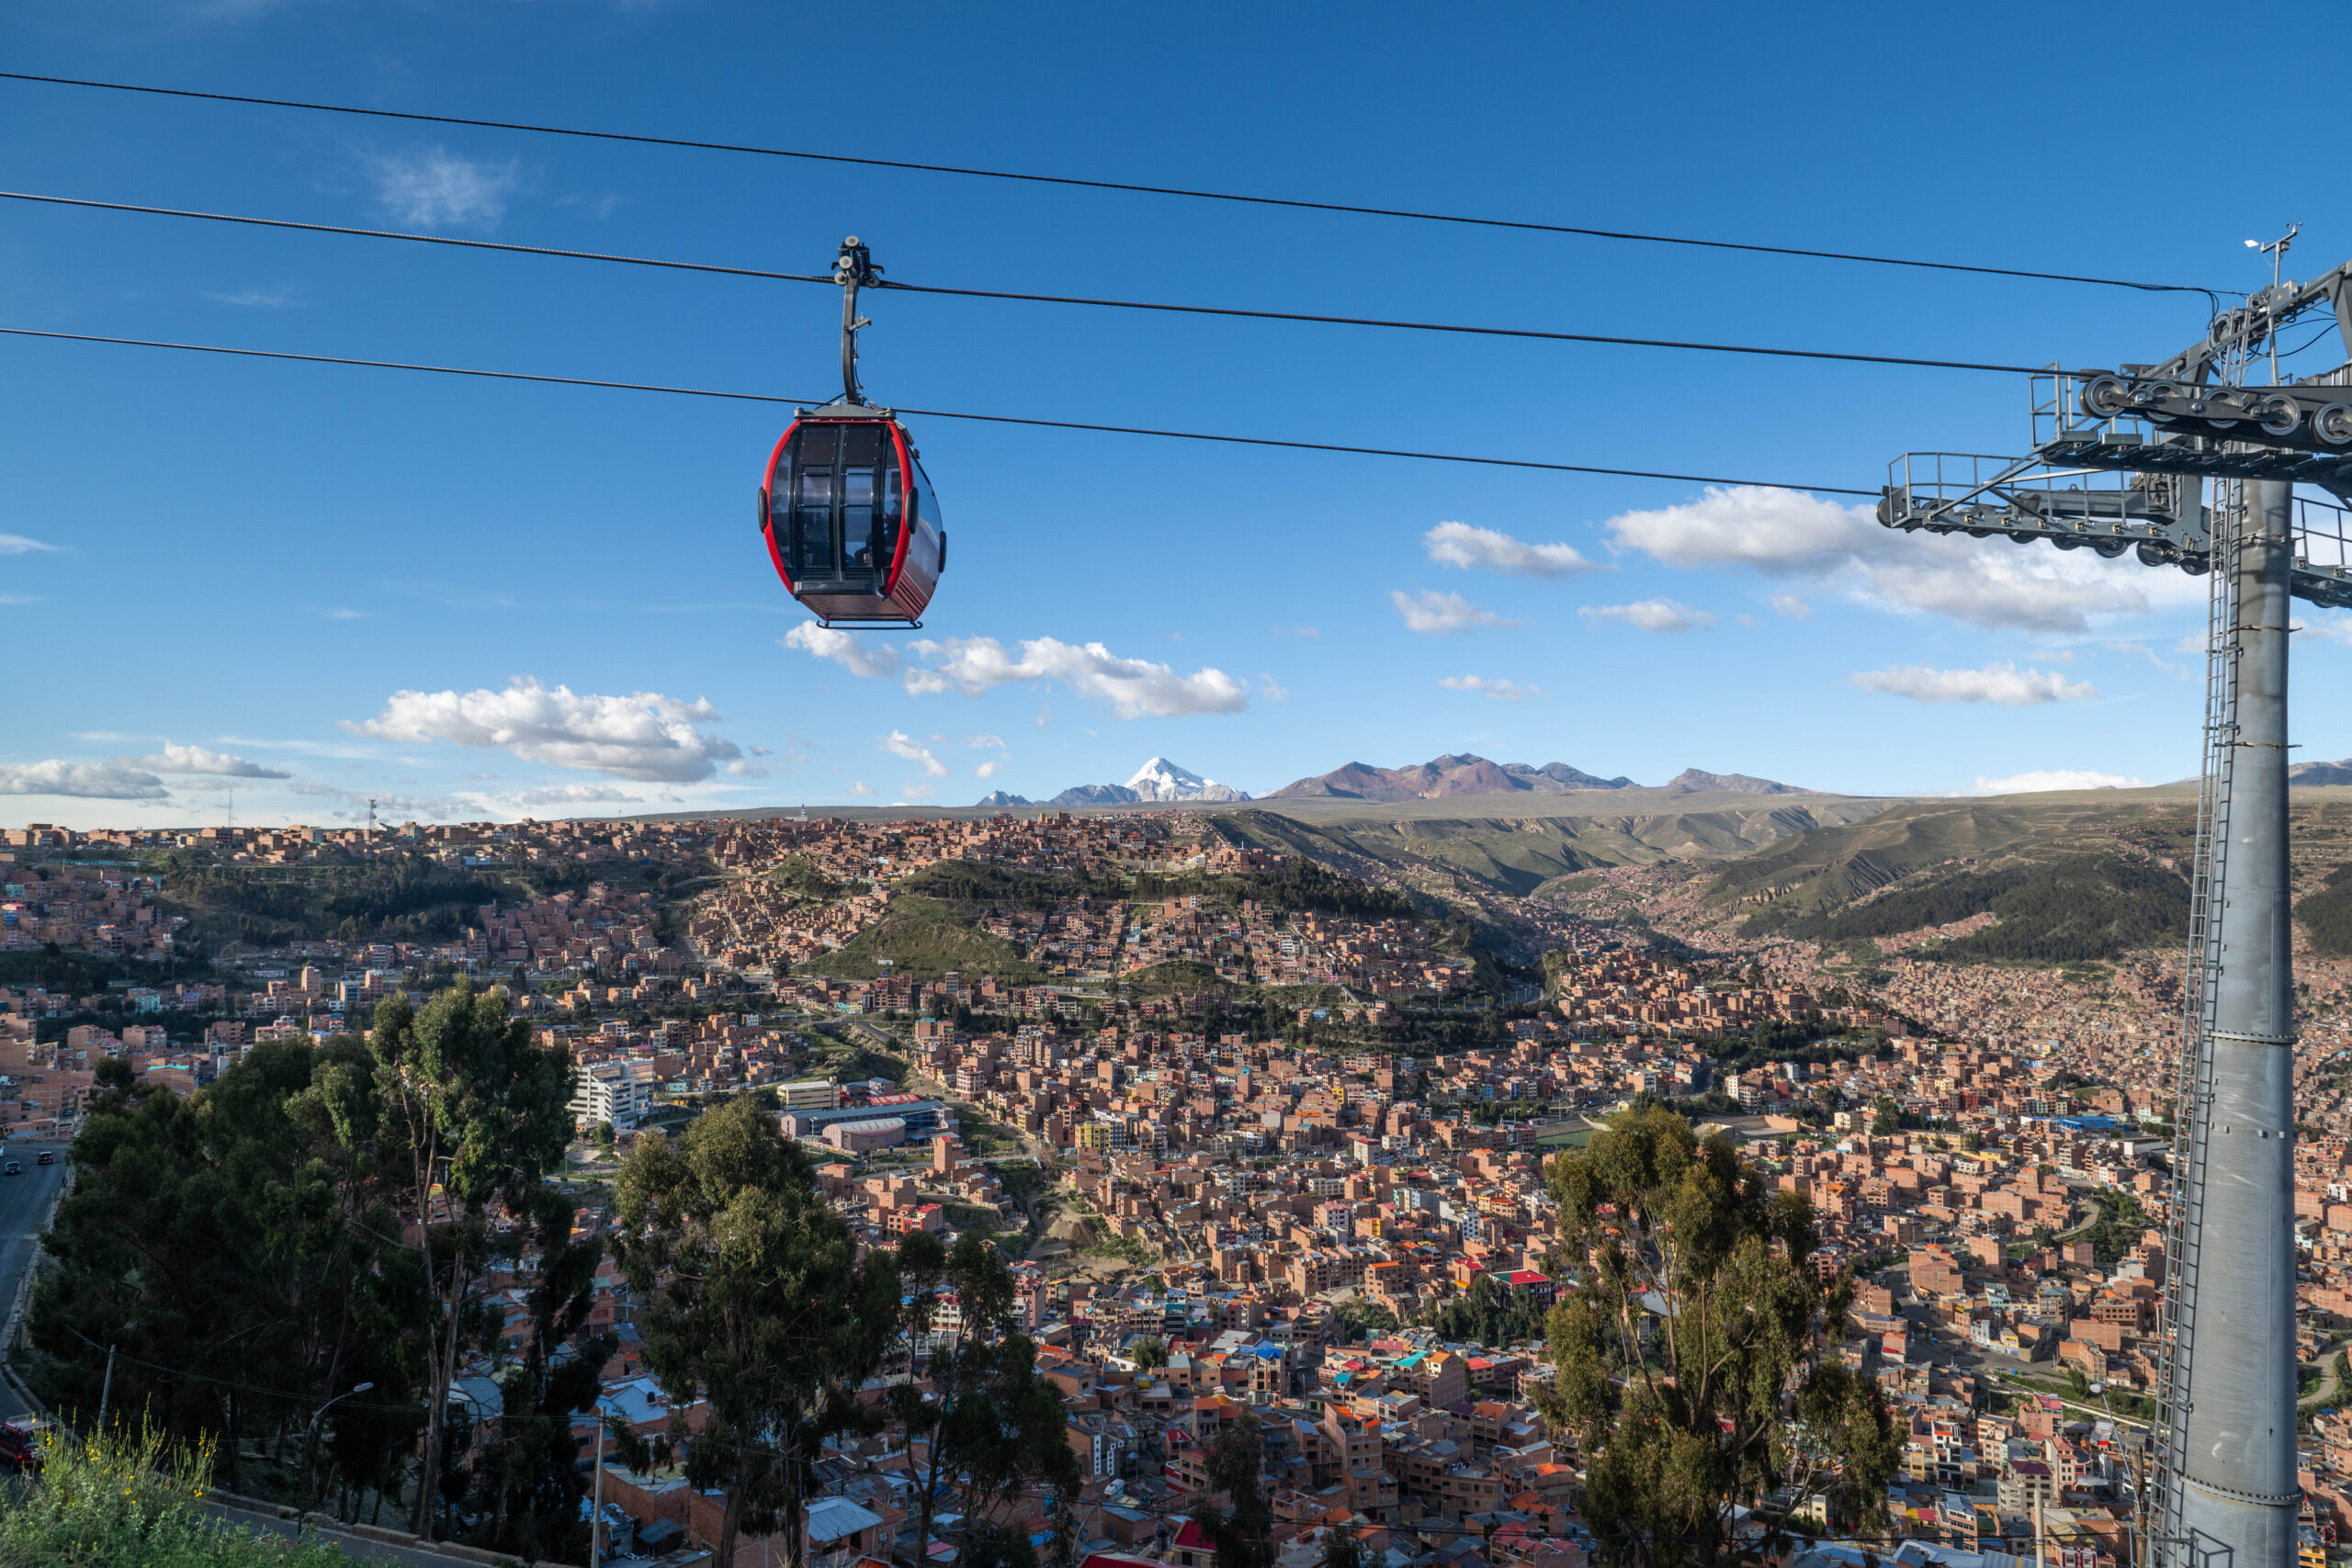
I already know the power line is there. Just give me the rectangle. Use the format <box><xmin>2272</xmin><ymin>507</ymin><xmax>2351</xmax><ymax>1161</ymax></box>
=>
<box><xmin>0</xmin><ymin>325</ymin><xmax>1884</xmax><ymax>495</ymax></box>
<box><xmin>0</xmin><ymin>189</ymin><xmax>2060</xmax><ymax>378</ymax></box>
<box><xmin>0</xmin><ymin>70</ymin><xmax>2229</xmax><ymax>304</ymax></box>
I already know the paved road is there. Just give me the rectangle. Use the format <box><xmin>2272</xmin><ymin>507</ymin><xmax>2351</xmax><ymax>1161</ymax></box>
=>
<box><xmin>204</xmin><ymin>1501</ymin><xmax>492</xmax><ymax>1566</ymax></box>
<box><xmin>0</xmin><ymin>1147</ymin><xmax>68</xmax><ymax>1420</ymax></box>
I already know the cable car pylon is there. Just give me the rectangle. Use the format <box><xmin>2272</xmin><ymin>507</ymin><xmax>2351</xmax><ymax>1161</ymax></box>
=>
<box><xmin>1878</xmin><ymin>237</ymin><xmax>2352</xmax><ymax>1568</ymax></box>
<box><xmin>759</xmin><ymin>237</ymin><xmax>946</xmax><ymax>629</ymax></box>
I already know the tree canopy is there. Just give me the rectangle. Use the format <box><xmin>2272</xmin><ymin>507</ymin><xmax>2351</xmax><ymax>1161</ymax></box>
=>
<box><xmin>1541</xmin><ymin>1105</ymin><xmax>1898</xmax><ymax>1566</ymax></box>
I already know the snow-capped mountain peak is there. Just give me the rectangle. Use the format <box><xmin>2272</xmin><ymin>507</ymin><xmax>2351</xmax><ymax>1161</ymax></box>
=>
<box><xmin>1123</xmin><ymin>757</ymin><xmax>1250</xmax><ymax>803</ymax></box>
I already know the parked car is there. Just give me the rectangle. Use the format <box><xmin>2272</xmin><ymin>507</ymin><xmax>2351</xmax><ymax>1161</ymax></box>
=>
<box><xmin>0</xmin><ymin>1419</ymin><xmax>52</xmax><ymax>1472</ymax></box>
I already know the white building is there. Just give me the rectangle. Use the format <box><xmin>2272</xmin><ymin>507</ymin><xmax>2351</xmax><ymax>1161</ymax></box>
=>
<box><xmin>570</xmin><ymin>1059</ymin><xmax>656</xmax><ymax>1131</ymax></box>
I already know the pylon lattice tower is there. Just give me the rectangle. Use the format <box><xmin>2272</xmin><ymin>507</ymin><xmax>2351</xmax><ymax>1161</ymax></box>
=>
<box><xmin>1879</xmin><ymin>239</ymin><xmax>2352</xmax><ymax>1568</ymax></box>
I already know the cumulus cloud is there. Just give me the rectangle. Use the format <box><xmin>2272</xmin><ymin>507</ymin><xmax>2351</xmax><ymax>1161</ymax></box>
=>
<box><xmin>967</xmin><ymin>733</ymin><xmax>1007</xmax><ymax>750</ymax></box>
<box><xmin>1971</xmin><ymin>769</ymin><xmax>2147</xmax><ymax>795</ymax></box>
<box><xmin>782</xmin><ymin>623</ymin><xmax>903</xmax><ymax>679</ymax></box>
<box><xmin>849</xmin><ymin>781</ymin><xmax>876</xmax><ymax>797</ymax></box>
<box><xmin>1600</xmin><ymin>485</ymin><xmax>2186</xmax><ymax>634</ymax></box>
<box><xmin>1390</xmin><ymin>591</ymin><xmax>1518</xmax><ymax>636</ymax></box>
<box><xmin>1438</xmin><ymin>675</ymin><xmax>1539</xmax><ymax>701</ymax></box>
<box><xmin>1770</xmin><ymin>593</ymin><xmax>1813</xmax><ymax>619</ymax></box>
<box><xmin>130</xmin><ymin>741</ymin><xmax>290</xmax><ymax>778</ymax></box>
<box><xmin>781</xmin><ymin>627</ymin><xmax>1244</xmax><ymax>718</ymax></box>
<box><xmin>367</xmin><ymin>147</ymin><xmax>521</xmax><ymax>229</ymax></box>
<box><xmin>0</xmin><ymin>534</ymin><xmax>59</xmax><ymax>555</ymax></box>
<box><xmin>0</xmin><ymin>760</ymin><xmax>169</xmax><ymax>799</ymax></box>
<box><xmin>1607</xmin><ymin>486</ymin><xmax>1883</xmax><ymax>575</ymax></box>
<box><xmin>904</xmin><ymin>637</ymin><xmax>1249</xmax><ymax>717</ymax></box>
<box><xmin>1422</xmin><ymin>521</ymin><xmax>1603</xmax><ymax>580</ymax></box>
<box><xmin>879</xmin><ymin>731</ymin><xmax>949</xmax><ymax>778</ymax></box>
<box><xmin>347</xmin><ymin>677</ymin><xmax>743</xmax><ymax>782</ymax></box>
<box><xmin>1849</xmin><ymin>661</ymin><xmax>2098</xmax><ymax>706</ymax></box>
<box><xmin>976</xmin><ymin>760</ymin><xmax>1003</xmax><ymax>779</ymax></box>
<box><xmin>2298</xmin><ymin>616</ymin><xmax>2352</xmax><ymax>647</ymax></box>
<box><xmin>1578</xmin><ymin>598</ymin><xmax>1714</xmax><ymax>634</ymax></box>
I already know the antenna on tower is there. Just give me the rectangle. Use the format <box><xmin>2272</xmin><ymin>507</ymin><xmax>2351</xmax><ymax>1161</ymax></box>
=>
<box><xmin>225</xmin><ymin>784</ymin><xmax>234</xmax><ymax>834</ymax></box>
<box><xmin>367</xmin><ymin>797</ymin><xmax>379</xmax><ymax>835</ymax></box>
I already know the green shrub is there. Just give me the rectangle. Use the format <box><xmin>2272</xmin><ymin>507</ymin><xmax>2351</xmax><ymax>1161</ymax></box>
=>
<box><xmin>0</xmin><ymin>1422</ymin><xmax>345</xmax><ymax>1567</ymax></box>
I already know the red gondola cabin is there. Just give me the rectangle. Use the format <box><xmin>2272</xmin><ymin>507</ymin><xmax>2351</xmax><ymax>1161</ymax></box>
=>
<box><xmin>761</xmin><ymin>407</ymin><xmax>944</xmax><ymax>627</ymax></box>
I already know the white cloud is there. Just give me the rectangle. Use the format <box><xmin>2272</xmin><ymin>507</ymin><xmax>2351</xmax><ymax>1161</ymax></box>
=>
<box><xmin>1259</xmin><ymin>677</ymin><xmax>1290</xmax><ymax>701</ymax></box>
<box><xmin>2298</xmin><ymin>616</ymin><xmax>2352</xmax><ymax>647</ymax></box>
<box><xmin>1849</xmin><ymin>541</ymin><xmax>2157</xmax><ymax>633</ymax></box>
<box><xmin>502</xmin><ymin>783</ymin><xmax>645</xmax><ymax>809</ymax></box>
<box><xmin>367</xmin><ymin>147</ymin><xmax>521</xmax><ymax>230</ymax></box>
<box><xmin>967</xmin><ymin>733</ymin><xmax>1007</xmax><ymax>750</ymax></box>
<box><xmin>899</xmin><ymin>637</ymin><xmax>1249</xmax><ymax>718</ymax></box>
<box><xmin>1970</xmin><ymin>769</ymin><xmax>2147</xmax><ymax>795</ymax></box>
<box><xmin>1390</xmin><ymin>591</ymin><xmax>1518</xmax><ymax>636</ymax></box>
<box><xmin>976</xmin><ymin>760</ymin><xmax>1003</xmax><ymax>779</ymax></box>
<box><xmin>0</xmin><ymin>760</ymin><xmax>169</xmax><ymax>799</ymax></box>
<box><xmin>0</xmin><ymin>535</ymin><xmax>59</xmax><ymax>555</ymax></box>
<box><xmin>289</xmin><ymin>780</ymin><xmax>469</xmax><ymax>821</ymax></box>
<box><xmin>896</xmin><ymin>784</ymin><xmax>937</xmax><ymax>804</ymax></box>
<box><xmin>1422</xmin><ymin>521</ymin><xmax>1603</xmax><ymax>580</ymax></box>
<box><xmin>306</xmin><ymin>606</ymin><xmax>368</xmax><ymax>620</ymax></box>
<box><xmin>1579</xmin><ymin>598</ymin><xmax>1714</xmax><ymax>633</ymax></box>
<box><xmin>1601</xmin><ymin>485</ymin><xmax>2187</xmax><ymax>634</ymax></box>
<box><xmin>1850</xmin><ymin>661</ymin><xmax>2098</xmax><ymax>706</ymax></box>
<box><xmin>782</xmin><ymin>622</ymin><xmax>903</xmax><ymax>680</ymax></box>
<box><xmin>1606</xmin><ymin>486</ymin><xmax>1884</xmax><ymax>576</ymax></box>
<box><xmin>879</xmin><ymin>731</ymin><xmax>949</xmax><ymax>778</ymax></box>
<box><xmin>849</xmin><ymin>781</ymin><xmax>876</xmax><ymax>797</ymax></box>
<box><xmin>131</xmin><ymin>742</ymin><xmax>290</xmax><ymax>778</ymax></box>
<box><xmin>347</xmin><ymin>677</ymin><xmax>743</xmax><ymax>782</ymax></box>
<box><xmin>204</xmin><ymin>286</ymin><xmax>300</xmax><ymax>310</ymax></box>
<box><xmin>1438</xmin><ymin>675</ymin><xmax>1539</xmax><ymax>701</ymax></box>
<box><xmin>783</xmin><ymin>627</ymin><xmax>1245</xmax><ymax>718</ymax></box>
<box><xmin>1770</xmin><ymin>593</ymin><xmax>1813</xmax><ymax>620</ymax></box>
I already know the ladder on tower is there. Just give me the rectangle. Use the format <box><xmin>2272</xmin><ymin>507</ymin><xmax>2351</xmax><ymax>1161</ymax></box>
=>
<box><xmin>2149</xmin><ymin>475</ymin><xmax>2243</xmax><ymax>1567</ymax></box>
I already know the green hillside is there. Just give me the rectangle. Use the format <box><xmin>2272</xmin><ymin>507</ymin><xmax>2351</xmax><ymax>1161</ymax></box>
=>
<box><xmin>2300</xmin><ymin>861</ymin><xmax>2352</xmax><ymax>957</ymax></box>
<box><xmin>1709</xmin><ymin>796</ymin><xmax>2196</xmax><ymax>925</ymax></box>
<box><xmin>1747</xmin><ymin>854</ymin><xmax>2188</xmax><ymax>963</ymax></box>
<box><xmin>796</xmin><ymin>895</ymin><xmax>1041</xmax><ymax>982</ymax></box>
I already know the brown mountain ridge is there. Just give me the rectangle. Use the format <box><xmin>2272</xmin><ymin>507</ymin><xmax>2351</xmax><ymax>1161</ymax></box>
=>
<box><xmin>1264</xmin><ymin>753</ymin><xmax>1805</xmax><ymax>802</ymax></box>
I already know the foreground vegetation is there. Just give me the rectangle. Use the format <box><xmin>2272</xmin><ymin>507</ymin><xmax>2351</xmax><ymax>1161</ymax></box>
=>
<box><xmin>0</xmin><ymin>1423</ymin><xmax>345</xmax><ymax>1568</ymax></box>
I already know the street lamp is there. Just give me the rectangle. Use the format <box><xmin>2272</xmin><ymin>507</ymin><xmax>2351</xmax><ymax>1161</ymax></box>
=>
<box><xmin>300</xmin><ymin>1382</ymin><xmax>374</xmax><ymax>1525</ymax></box>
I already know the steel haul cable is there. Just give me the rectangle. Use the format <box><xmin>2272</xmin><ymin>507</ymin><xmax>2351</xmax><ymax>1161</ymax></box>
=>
<box><xmin>0</xmin><ymin>70</ymin><xmax>2228</xmax><ymax>303</ymax></box>
<box><xmin>0</xmin><ymin>325</ymin><xmax>1884</xmax><ymax>495</ymax></box>
<box><xmin>0</xmin><ymin>190</ymin><xmax>2064</xmax><ymax>378</ymax></box>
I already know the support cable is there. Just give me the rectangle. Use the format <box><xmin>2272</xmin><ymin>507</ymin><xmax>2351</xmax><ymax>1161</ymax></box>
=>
<box><xmin>0</xmin><ymin>324</ymin><xmax>1883</xmax><ymax>494</ymax></box>
<box><xmin>0</xmin><ymin>70</ymin><xmax>2229</xmax><ymax>304</ymax></box>
<box><xmin>0</xmin><ymin>189</ymin><xmax>2063</xmax><ymax>377</ymax></box>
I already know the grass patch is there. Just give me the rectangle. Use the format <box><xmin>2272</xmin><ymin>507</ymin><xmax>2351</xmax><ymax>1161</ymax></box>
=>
<box><xmin>797</xmin><ymin>896</ymin><xmax>1040</xmax><ymax>983</ymax></box>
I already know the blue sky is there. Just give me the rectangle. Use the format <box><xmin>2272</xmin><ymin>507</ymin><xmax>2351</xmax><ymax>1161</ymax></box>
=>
<box><xmin>4</xmin><ymin>0</ymin><xmax>2349</xmax><ymax>829</ymax></box>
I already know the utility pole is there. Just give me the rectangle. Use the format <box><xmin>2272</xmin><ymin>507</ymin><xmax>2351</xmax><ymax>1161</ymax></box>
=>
<box><xmin>1880</xmin><ymin>247</ymin><xmax>2352</xmax><ymax>1568</ymax></box>
<box><xmin>589</xmin><ymin>1403</ymin><xmax>607</xmax><ymax>1568</ymax></box>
